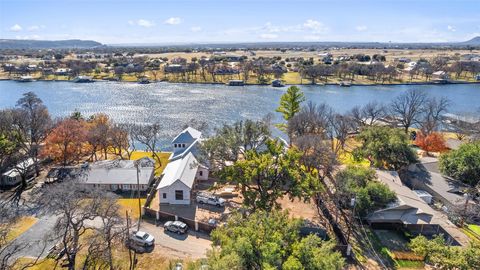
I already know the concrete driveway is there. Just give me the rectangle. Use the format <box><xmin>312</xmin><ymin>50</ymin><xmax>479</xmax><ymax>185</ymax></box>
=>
<box><xmin>139</xmin><ymin>221</ymin><xmax>212</xmax><ymax>259</ymax></box>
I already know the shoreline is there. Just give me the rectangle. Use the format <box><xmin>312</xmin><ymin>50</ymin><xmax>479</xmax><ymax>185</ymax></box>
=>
<box><xmin>1</xmin><ymin>77</ymin><xmax>479</xmax><ymax>87</ymax></box>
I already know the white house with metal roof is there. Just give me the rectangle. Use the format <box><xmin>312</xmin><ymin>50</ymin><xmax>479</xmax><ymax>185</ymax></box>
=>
<box><xmin>80</xmin><ymin>157</ymin><xmax>155</xmax><ymax>191</ymax></box>
<box><xmin>157</xmin><ymin>127</ymin><xmax>209</xmax><ymax>205</ymax></box>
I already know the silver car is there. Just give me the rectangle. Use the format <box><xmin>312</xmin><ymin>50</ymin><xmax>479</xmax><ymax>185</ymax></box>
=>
<box><xmin>130</xmin><ymin>231</ymin><xmax>155</xmax><ymax>246</ymax></box>
<box><xmin>164</xmin><ymin>221</ymin><xmax>188</xmax><ymax>234</ymax></box>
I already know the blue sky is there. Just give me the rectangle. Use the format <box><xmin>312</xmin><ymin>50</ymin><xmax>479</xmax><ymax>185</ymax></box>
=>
<box><xmin>1</xmin><ymin>0</ymin><xmax>479</xmax><ymax>44</ymax></box>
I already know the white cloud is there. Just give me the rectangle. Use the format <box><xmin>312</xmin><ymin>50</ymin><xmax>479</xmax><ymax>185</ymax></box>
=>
<box><xmin>165</xmin><ymin>17</ymin><xmax>181</xmax><ymax>25</ymax></box>
<box><xmin>191</xmin><ymin>26</ymin><xmax>202</xmax><ymax>32</ymax></box>
<box><xmin>355</xmin><ymin>25</ymin><xmax>368</xmax><ymax>31</ymax></box>
<box><xmin>128</xmin><ymin>19</ymin><xmax>155</xmax><ymax>27</ymax></box>
<box><xmin>28</xmin><ymin>25</ymin><xmax>45</xmax><ymax>31</ymax></box>
<box><xmin>260</xmin><ymin>33</ymin><xmax>278</xmax><ymax>39</ymax></box>
<box><xmin>303</xmin><ymin>19</ymin><xmax>328</xmax><ymax>33</ymax></box>
<box><xmin>10</xmin><ymin>24</ymin><xmax>22</xmax><ymax>32</ymax></box>
<box><xmin>447</xmin><ymin>25</ymin><xmax>456</xmax><ymax>32</ymax></box>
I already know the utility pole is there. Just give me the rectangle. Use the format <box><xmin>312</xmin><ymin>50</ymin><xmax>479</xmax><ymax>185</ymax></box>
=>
<box><xmin>136</xmin><ymin>161</ymin><xmax>142</xmax><ymax>231</ymax></box>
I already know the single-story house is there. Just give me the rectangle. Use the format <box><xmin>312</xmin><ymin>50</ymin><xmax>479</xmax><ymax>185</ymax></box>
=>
<box><xmin>1</xmin><ymin>158</ymin><xmax>34</xmax><ymax>187</ymax></box>
<box><xmin>369</xmin><ymin>170</ymin><xmax>470</xmax><ymax>246</ymax></box>
<box><xmin>368</xmin><ymin>170</ymin><xmax>435</xmax><ymax>226</ymax></box>
<box><xmin>404</xmin><ymin>161</ymin><xmax>470</xmax><ymax>212</ymax></box>
<box><xmin>79</xmin><ymin>157</ymin><xmax>155</xmax><ymax>191</ymax></box>
<box><xmin>157</xmin><ymin>127</ymin><xmax>209</xmax><ymax>205</ymax></box>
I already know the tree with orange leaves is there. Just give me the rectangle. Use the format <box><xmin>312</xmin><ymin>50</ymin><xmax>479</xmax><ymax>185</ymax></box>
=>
<box><xmin>415</xmin><ymin>132</ymin><xmax>448</xmax><ymax>154</ymax></box>
<box><xmin>42</xmin><ymin>118</ymin><xmax>88</xmax><ymax>166</ymax></box>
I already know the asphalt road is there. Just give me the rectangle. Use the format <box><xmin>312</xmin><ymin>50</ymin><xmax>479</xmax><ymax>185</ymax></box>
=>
<box><xmin>3</xmin><ymin>214</ymin><xmax>59</xmax><ymax>262</ymax></box>
<box><xmin>139</xmin><ymin>222</ymin><xmax>212</xmax><ymax>259</ymax></box>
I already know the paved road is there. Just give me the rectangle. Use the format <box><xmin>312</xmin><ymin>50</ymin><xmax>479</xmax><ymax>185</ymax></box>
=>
<box><xmin>139</xmin><ymin>222</ymin><xmax>212</xmax><ymax>259</ymax></box>
<box><xmin>3</xmin><ymin>214</ymin><xmax>59</xmax><ymax>262</ymax></box>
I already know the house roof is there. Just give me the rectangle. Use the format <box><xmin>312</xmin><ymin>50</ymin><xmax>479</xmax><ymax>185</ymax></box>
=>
<box><xmin>368</xmin><ymin>170</ymin><xmax>435</xmax><ymax>224</ymax></box>
<box><xmin>83</xmin><ymin>167</ymin><xmax>153</xmax><ymax>185</ymax></box>
<box><xmin>81</xmin><ymin>157</ymin><xmax>155</xmax><ymax>185</ymax></box>
<box><xmin>411</xmin><ymin>162</ymin><xmax>468</xmax><ymax>206</ymax></box>
<box><xmin>171</xmin><ymin>127</ymin><xmax>201</xmax><ymax>144</ymax></box>
<box><xmin>158</xmin><ymin>152</ymin><xmax>198</xmax><ymax>189</ymax></box>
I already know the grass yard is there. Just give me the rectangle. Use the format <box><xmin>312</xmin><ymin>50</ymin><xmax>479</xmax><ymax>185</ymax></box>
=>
<box><xmin>130</xmin><ymin>150</ymin><xmax>171</xmax><ymax>176</ymax></box>
<box><xmin>117</xmin><ymin>198</ymin><xmax>147</xmax><ymax>219</ymax></box>
<box><xmin>2</xmin><ymin>216</ymin><xmax>38</xmax><ymax>242</ymax></box>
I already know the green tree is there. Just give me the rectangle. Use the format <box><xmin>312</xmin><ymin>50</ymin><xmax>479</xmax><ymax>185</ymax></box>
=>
<box><xmin>200</xmin><ymin>118</ymin><xmax>271</xmax><ymax>172</ymax></box>
<box><xmin>334</xmin><ymin>166</ymin><xmax>396</xmax><ymax>216</ymax></box>
<box><xmin>220</xmin><ymin>139</ymin><xmax>319</xmax><ymax>211</ymax></box>
<box><xmin>276</xmin><ymin>86</ymin><xmax>305</xmax><ymax>137</ymax></box>
<box><xmin>208</xmin><ymin>211</ymin><xmax>344</xmax><ymax>270</ymax></box>
<box><xmin>335</xmin><ymin>165</ymin><xmax>376</xmax><ymax>194</ymax></box>
<box><xmin>410</xmin><ymin>235</ymin><xmax>480</xmax><ymax>270</ymax></box>
<box><xmin>353</xmin><ymin>126</ymin><xmax>417</xmax><ymax>170</ymax></box>
<box><xmin>439</xmin><ymin>141</ymin><xmax>480</xmax><ymax>187</ymax></box>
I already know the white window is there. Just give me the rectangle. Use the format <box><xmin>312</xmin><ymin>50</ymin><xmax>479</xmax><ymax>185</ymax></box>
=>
<box><xmin>199</xmin><ymin>170</ymin><xmax>203</xmax><ymax>176</ymax></box>
<box><xmin>162</xmin><ymin>193</ymin><xmax>167</xmax><ymax>199</ymax></box>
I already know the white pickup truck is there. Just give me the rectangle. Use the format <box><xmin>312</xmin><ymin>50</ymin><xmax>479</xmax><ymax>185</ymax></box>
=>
<box><xmin>196</xmin><ymin>193</ymin><xmax>226</xmax><ymax>207</ymax></box>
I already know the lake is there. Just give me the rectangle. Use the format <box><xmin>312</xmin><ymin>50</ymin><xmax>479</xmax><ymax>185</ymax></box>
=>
<box><xmin>1</xmin><ymin>81</ymin><xmax>479</xmax><ymax>148</ymax></box>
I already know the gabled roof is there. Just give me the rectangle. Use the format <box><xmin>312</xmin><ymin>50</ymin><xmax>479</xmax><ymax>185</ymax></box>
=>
<box><xmin>158</xmin><ymin>152</ymin><xmax>198</xmax><ymax>189</ymax></box>
<box><xmin>369</xmin><ymin>170</ymin><xmax>435</xmax><ymax>224</ymax></box>
<box><xmin>171</xmin><ymin>127</ymin><xmax>202</xmax><ymax>144</ymax></box>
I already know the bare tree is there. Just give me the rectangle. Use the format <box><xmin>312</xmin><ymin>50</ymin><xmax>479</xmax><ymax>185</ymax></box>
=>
<box><xmin>13</xmin><ymin>92</ymin><xmax>52</xmax><ymax>177</ymax></box>
<box><xmin>288</xmin><ymin>102</ymin><xmax>333</xmax><ymax>144</ymax></box>
<box><xmin>41</xmin><ymin>182</ymin><xmax>103</xmax><ymax>270</ymax></box>
<box><xmin>132</xmin><ymin>122</ymin><xmax>162</xmax><ymax>167</ymax></box>
<box><xmin>109</xmin><ymin>124</ymin><xmax>130</xmax><ymax>160</ymax></box>
<box><xmin>328</xmin><ymin>113</ymin><xmax>355</xmax><ymax>154</ymax></box>
<box><xmin>350</xmin><ymin>101</ymin><xmax>387</xmax><ymax>127</ymax></box>
<box><xmin>420</xmin><ymin>96</ymin><xmax>450</xmax><ymax>135</ymax></box>
<box><xmin>390</xmin><ymin>89</ymin><xmax>428</xmax><ymax>134</ymax></box>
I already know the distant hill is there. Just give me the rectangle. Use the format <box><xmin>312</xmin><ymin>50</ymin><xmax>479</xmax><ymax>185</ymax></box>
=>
<box><xmin>460</xmin><ymin>36</ymin><xmax>480</xmax><ymax>45</ymax></box>
<box><xmin>0</xmin><ymin>39</ymin><xmax>103</xmax><ymax>49</ymax></box>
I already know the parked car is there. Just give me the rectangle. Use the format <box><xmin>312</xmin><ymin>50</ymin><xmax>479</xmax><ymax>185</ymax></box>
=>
<box><xmin>130</xmin><ymin>231</ymin><xmax>155</xmax><ymax>246</ymax></box>
<box><xmin>196</xmin><ymin>193</ymin><xmax>226</xmax><ymax>207</ymax></box>
<box><xmin>164</xmin><ymin>221</ymin><xmax>188</xmax><ymax>234</ymax></box>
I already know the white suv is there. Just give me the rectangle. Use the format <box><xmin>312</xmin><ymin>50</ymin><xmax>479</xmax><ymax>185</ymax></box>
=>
<box><xmin>129</xmin><ymin>231</ymin><xmax>155</xmax><ymax>247</ymax></box>
<box><xmin>196</xmin><ymin>193</ymin><xmax>226</xmax><ymax>207</ymax></box>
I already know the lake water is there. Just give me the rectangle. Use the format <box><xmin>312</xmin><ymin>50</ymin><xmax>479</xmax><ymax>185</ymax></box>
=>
<box><xmin>1</xmin><ymin>81</ymin><xmax>479</xmax><ymax>148</ymax></box>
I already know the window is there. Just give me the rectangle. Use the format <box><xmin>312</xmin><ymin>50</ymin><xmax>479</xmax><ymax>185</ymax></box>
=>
<box><xmin>175</xmin><ymin>190</ymin><xmax>184</xmax><ymax>200</ymax></box>
<box><xmin>162</xmin><ymin>193</ymin><xmax>167</xmax><ymax>199</ymax></box>
<box><xmin>174</xmin><ymin>143</ymin><xmax>177</xmax><ymax>148</ymax></box>
<box><xmin>182</xmin><ymin>143</ymin><xmax>186</xmax><ymax>148</ymax></box>
<box><xmin>199</xmin><ymin>170</ymin><xmax>203</xmax><ymax>176</ymax></box>
<box><xmin>122</xmin><ymin>184</ymin><xmax>130</xmax><ymax>190</ymax></box>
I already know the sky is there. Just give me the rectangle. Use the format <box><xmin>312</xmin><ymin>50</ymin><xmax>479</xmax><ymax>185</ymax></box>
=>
<box><xmin>1</xmin><ymin>0</ymin><xmax>479</xmax><ymax>44</ymax></box>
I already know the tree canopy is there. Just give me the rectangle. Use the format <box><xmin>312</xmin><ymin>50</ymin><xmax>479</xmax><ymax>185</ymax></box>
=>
<box><xmin>208</xmin><ymin>210</ymin><xmax>344</xmax><ymax>270</ymax></box>
<box><xmin>219</xmin><ymin>139</ymin><xmax>319</xmax><ymax>211</ymax></box>
<box><xmin>353</xmin><ymin>126</ymin><xmax>417</xmax><ymax>170</ymax></box>
<box><xmin>335</xmin><ymin>166</ymin><xmax>396</xmax><ymax>216</ymax></box>
<box><xmin>439</xmin><ymin>141</ymin><xmax>480</xmax><ymax>187</ymax></box>
<box><xmin>410</xmin><ymin>235</ymin><xmax>480</xmax><ymax>270</ymax></box>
